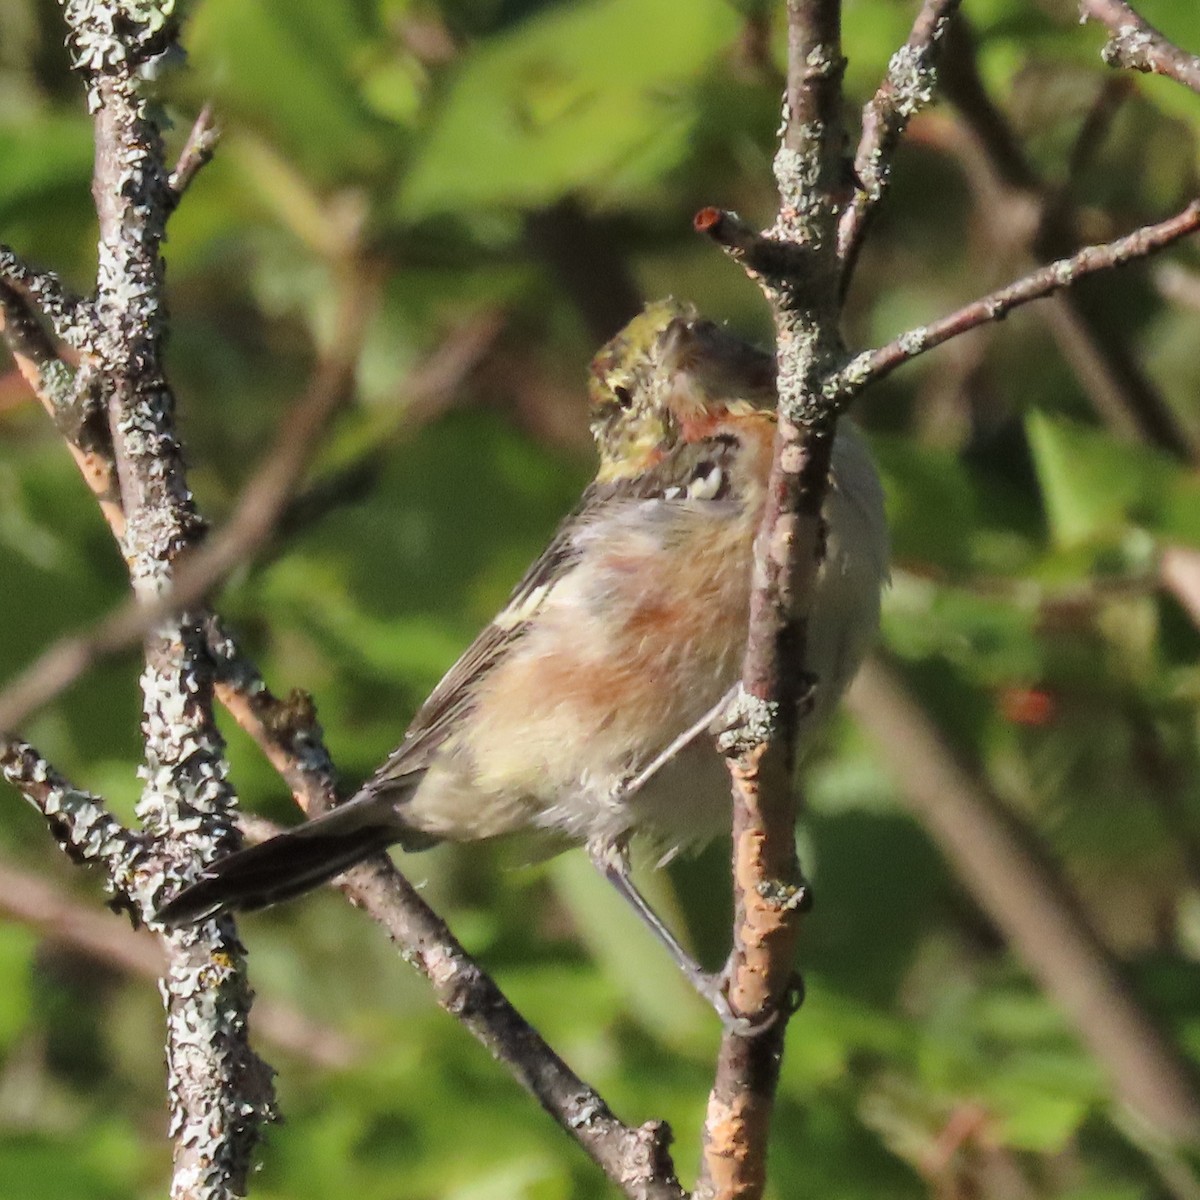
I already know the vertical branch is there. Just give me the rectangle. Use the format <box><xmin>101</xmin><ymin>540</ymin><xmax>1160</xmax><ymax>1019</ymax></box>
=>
<box><xmin>61</xmin><ymin>3</ymin><xmax>274</xmax><ymax>1195</ymax></box>
<box><xmin>697</xmin><ymin>2</ymin><xmax>848</xmax><ymax>1197</ymax></box>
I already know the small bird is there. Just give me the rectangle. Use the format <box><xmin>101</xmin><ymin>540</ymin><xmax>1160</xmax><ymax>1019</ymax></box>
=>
<box><xmin>158</xmin><ymin>302</ymin><xmax>889</xmax><ymax>1016</ymax></box>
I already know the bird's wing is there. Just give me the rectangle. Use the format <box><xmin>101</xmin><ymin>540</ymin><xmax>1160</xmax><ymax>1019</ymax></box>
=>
<box><xmin>363</xmin><ymin>480</ymin><xmax>610</xmax><ymax>789</ymax></box>
<box><xmin>362</xmin><ymin>436</ymin><xmax>746</xmax><ymax>794</ymax></box>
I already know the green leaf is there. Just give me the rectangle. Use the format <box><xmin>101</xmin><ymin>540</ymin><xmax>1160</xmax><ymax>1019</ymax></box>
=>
<box><xmin>1026</xmin><ymin>411</ymin><xmax>1176</xmax><ymax>547</ymax></box>
<box><xmin>398</xmin><ymin>0</ymin><xmax>740</xmax><ymax>216</ymax></box>
<box><xmin>186</xmin><ymin>0</ymin><xmax>385</xmax><ymax>178</ymax></box>
<box><xmin>872</xmin><ymin>437</ymin><xmax>979</xmax><ymax>573</ymax></box>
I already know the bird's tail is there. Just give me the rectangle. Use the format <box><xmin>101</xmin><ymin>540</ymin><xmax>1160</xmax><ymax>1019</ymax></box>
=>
<box><xmin>155</xmin><ymin>796</ymin><xmax>429</xmax><ymax>927</ymax></box>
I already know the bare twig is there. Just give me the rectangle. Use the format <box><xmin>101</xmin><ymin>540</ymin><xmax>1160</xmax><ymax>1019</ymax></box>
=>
<box><xmin>1080</xmin><ymin>0</ymin><xmax>1200</xmax><ymax>94</ymax></box>
<box><xmin>838</xmin><ymin>0</ymin><xmax>962</xmax><ymax>285</ymax></box>
<box><xmin>847</xmin><ymin>657</ymin><xmax>1200</xmax><ymax>1141</ymax></box>
<box><xmin>332</xmin><ymin>858</ymin><xmax>687</xmax><ymax>1200</ymax></box>
<box><xmin>168</xmin><ymin>103</ymin><xmax>219</xmax><ymax>201</ymax></box>
<box><xmin>207</xmin><ymin>623</ymin><xmax>342</xmax><ymax>817</ymax></box>
<box><xmin>828</xmin><ymin>199</ymin><xmax>1200</xmax><ymax>401</ymax></box>
<box><xmin>0</xmin><ymin>737</ymin><xmax>148</xmax><ymax>904</ymax></box>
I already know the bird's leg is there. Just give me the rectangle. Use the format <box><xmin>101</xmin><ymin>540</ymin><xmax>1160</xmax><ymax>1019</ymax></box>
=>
<box><xmin>587</xmin><ymin>837</ymin><xmax>771</xmax><ymax>1034</ymax></box>
<box><xmin>620</xmin><ymin>686</ymin><xmax>737</xmax><ymax>798</ymax></box>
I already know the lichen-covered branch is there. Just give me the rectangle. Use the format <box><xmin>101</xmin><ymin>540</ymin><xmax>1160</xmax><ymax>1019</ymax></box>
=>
<box><xmin>0</xmin><ymin>736</ymin><xmax>149</xmax><ymax>906</ymax></box>
<box><xmin>57</xmin><ymin>3</ymin><xmax>275</xmax><ymax>1195</ymax></box>
<box><xmin>827</xmin><ymin>199</ymin><xmax>1200</xmax><ymax>402</ymax></box>
<box><xmin>837</xmin><ymin>0</ymin><xmax>961</xmax><ymax>283</ymax></box>
<box><xmin>0</xmin><ymin>243</ymin><xmax>97</xmax><ymax>349</ymax></box>
<box><xmin>1080</xmin><ymin>0</ymin><xmax>1200</xmax><ymax>94</ymax></box>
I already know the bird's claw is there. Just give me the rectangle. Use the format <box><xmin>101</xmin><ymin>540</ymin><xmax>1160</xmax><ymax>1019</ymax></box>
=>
<box><xmin>695</xmin><ymin>961</ymin><xmax>805</xmax><ymax>1037</ymax></box>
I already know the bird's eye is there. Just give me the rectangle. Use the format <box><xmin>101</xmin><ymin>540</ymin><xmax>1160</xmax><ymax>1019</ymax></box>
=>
<box><xmin>612</xmin><ymin>384</ymin><xmax>633</xmax><ymax>409</ymax></box>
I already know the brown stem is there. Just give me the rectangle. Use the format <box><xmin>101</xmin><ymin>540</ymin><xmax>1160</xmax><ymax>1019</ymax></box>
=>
<box><xmin>697</xmin><ymin>3</ymin><xmax>847</xmax><ymax>1197</ymax></box>
<box><xmin>334</xmin><ymin>858</ymin><xmax>687</xmax><ymax>1200</ymax></box>
<box><xmin>168</xmin><ymin>103</ymin><xmax>219</xmax><ymax>202</ymax></box>
<box><xmin>829</xmin><ymin>199</ymin><xmax>1200</xmax><ymax>400</ymax></box>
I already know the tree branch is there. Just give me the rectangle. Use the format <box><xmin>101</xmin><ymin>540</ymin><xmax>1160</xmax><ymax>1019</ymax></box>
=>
<box><xmin>0</xmin><ymin>244</ymin><xmax>97</xmax><ymax>350</ymax></box>
<box><xmin>331</xmin><ymin>858</ymin><xmax>687</xmax><ymax>1200</ymax></box>
<box><xmin>827</xmin><ymin>199</ymin><xmax>1200</xmax><ymax>401</ymax></box>
<box><xmin>939</xmin><ymin>19</ymin><xmax>1196</xmax><ymax>460</ymax></box>
<box><xmin>62</xmin><ymin>4</ymin><xmax>275</xmax><ymax>1193</ymax></box>
<box><xmin>1080</xmin><ymin>0</ymin><xmax>1200</xmax><ymax>94</ymax></box>
<box><xmin>0</xmin><ymin>736</ymin><xmax>148</xmax><ymax>905</ymax></box>
<box><xmin>837</xmin><ymin>0</ymin><xmax>962</xmax><ymax>284</ymax></box>
<box><xmin>696</xmin><ymin>2</ymin><xmax>848</xmax><ymax>1196</ymax></box>
<box><xmin>168</xmin><ymin>103</ymin><xmax>219</xmax><ymax>202</ymax></box>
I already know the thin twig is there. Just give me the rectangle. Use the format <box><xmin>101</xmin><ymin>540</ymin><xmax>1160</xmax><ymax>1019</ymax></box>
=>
<box><xmin>847</xmin><ymin>657</ymin><xmax>1200</xmax><ymax>1141</ymax></box>
<box><xmin>168</xmin><ymin>103</ymin><xmax>219</xmax><ymax>201</ymax></box>
<box><xmin>1080</xmin><ymin>0</ymin><xmax>1200</xmax><ymax>94</ymax></box>
<box><xmin>827</xmin><ymin>199</ymin><xmax>1200</xmax><ymax>401</ymax></box>
<box><xmin>0</xmin><ymin>736</ymin><xmax>148</xmax><ymax>905</ymax></box>
<box><xmin>837</xmin><ymin>0</ymin><xmax>962</xmax><ymax>285</ymax></box>
<box><xmin>939</xmin><ymin>19</ymin><xmax>1196</xmax><ymax>460</ymax></box>
<box><xmin>336</xmin><ymin>858</ymin><xmax>687</xmax><ymax>1200</ymax></box>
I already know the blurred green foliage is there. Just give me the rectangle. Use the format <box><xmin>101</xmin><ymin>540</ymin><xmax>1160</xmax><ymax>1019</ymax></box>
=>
<box><xmin>2</xmin><ymin>0</ymin><xmax>1200</xmax><ymax>1196</ymax></box>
